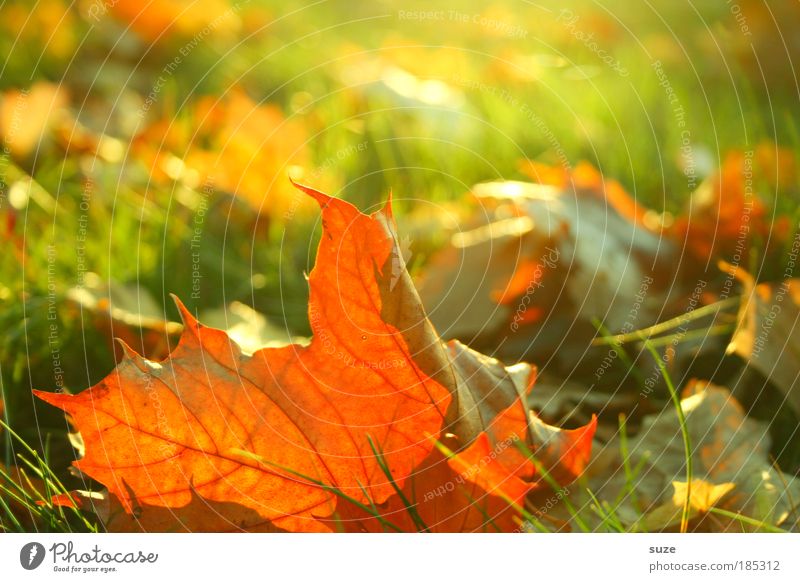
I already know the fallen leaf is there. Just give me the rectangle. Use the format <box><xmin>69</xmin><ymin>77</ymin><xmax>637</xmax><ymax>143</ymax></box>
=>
<box><xmin>478</xmin><ymin>171</ymin><xmax>670</xmax><ymax>333</ymax></box>
<box><xmin>418</xmin><ymin>170</ymin><xmax>676</xmax><ymax>368</ymax></box>
<box><xmin>332</xmin><ymin>375</ymin><xmax>597</xmax><ymax>532</ymax></box>
<box><xmin>36</xmin><ymin>185</ymin><xmax>452</xmax><ymax>532</ymax></box>
<box><xmin>727</xmin><ymin>273</ymin><xmax>800</xmax><ymax>416</ymax></box>
<box><xmin>640</xmin><ymin>479</ymin><xmax>735</xmax><ymax>531</ymax></box>
<box><xmin>330</xmin><ymin>447</ymin><xmax>524</xmax><ymax>532</ymax></box>
<box><xmin>519</xmin><ymin>160</ymin><xmax>654</xmax><ymax>230</ymax></box>
<box><xmin>446</xmin><ymin>411</ymin><xmax>597</xmax><ymax>515</ymax></box>
<box><xmin>597</xmin><ymin>380</ymin><xmax>800</xmax><ymax>531</ymax></box>
<box><xmin>672</xmin><ymin>479</ymin><xmax>736</xmax><ymax>513</ymax></box>
<box><xmin>35</xmin><ymin>183</ymin><xmax>555</xmax><ymax>532</ymax></box>
<box><xmin>134</xmin><ymin>89</ymin><xmax>309</xmax><ymax>219</ymax></box>
<box><xmin>415</xmin><ymin>195</ymin><xmax>545</xmax><ymax>343</ymax></box>
<box><xmin>672</xmin><ymin>150</ymin><xmax>777</xmax><ymax>268</ymax></box>
<box><xmin>65</xmin><ymin>274</ymin><xmax>181</xmax><ymax>362</ymax></box>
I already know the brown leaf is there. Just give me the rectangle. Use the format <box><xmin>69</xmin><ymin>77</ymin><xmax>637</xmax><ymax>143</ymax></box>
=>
<box><xmin>597</xmin><ymin>381</ymin><xmax>800</xmax><ymax>531</ymax></box>
<box><xmin>728</xmin><ymin>275</ymin><xmax>800</xmax><ymax>415</ymax></box>
<box><xmin>417</xmin><ymin>170</ymin><xmax>675</xmax><ymax>369</ymax></box>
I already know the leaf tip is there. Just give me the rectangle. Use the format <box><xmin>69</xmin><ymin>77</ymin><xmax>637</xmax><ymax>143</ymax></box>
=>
<box><xmin>170</xmin><ymin>293</ymin><xmax>199</xmax><ymax>327</ymax></box>
<box><xmin>32</xmin><ymin>388</ymin><xmax>68</xmax><ymax>409</ymax></box>
<box><xmin>114</xmin><ymin>337</ymin><xmax>142</xmax><ymax>361</ymax></box>
<box><xmin>381</xmin><ymin>189</ymin><xmax>394</xmax><ymax>219</ymax></box>
<box><xmin>289</xmin><ymin>177</ymin><xmax>333</xmax><ymax>208</ymax></box>
<box><xmin>31</xmin><ymin>388</ymin><xmax>48</xmax><ymax>401</ymax></box>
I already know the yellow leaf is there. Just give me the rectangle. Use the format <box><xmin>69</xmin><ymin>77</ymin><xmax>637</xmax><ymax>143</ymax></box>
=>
<box><xmin>672</xmin><ymin>479</ymin><xmax>736</xmax><ymax>513</ymax></box>
<box><xmin>640</xmin><ymin>479</ymin><xmax>735</xmax><ymax>531</ymax></box>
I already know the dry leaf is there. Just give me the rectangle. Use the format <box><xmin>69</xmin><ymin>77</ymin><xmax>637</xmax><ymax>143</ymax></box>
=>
<box><xmin>134</xmin><ymin>89</ymin><xmax>308</xmax><ymax>219</ymax></box>
<box><xmin>332</xmin><ymin>377</ymin><xmax>596</xmax><ymax>532</ymax></box>
<box><xmin>728</xmin><ymin>275</ymin><xmax>800</xmax><ymax>415</ymax></box>
<box><xmin>640</xmin><ymin>479</ymin><xmax>735</xmax><ymax>531</ymax></box>
<box><xmin>417</xmin><ymin>167</ymin><xmax>675</xmax><ymax>367</ymax></box>
<box><xmin>597</xmin><ymin>381</ymin><xmax>800</xmax><ymax>531</ymax></box>
<box><xmin>65</xmin><ymin>274</ymin><xmax>181</xmax><ymax>362</ymax></box>
<box><xmin>36</xmin><ymin>184</ymin><xmax>587</xmax><ymax>532</ymax></box>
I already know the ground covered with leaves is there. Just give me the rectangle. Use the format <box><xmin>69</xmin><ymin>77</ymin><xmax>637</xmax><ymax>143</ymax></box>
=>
<box><xmin>1</xmin><ymin>0</ymin><xmax>799</xmax><ymax>533</ymax></box>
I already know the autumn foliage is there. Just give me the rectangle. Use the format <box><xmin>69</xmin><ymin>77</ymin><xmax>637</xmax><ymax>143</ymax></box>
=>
<box><xmin>35</xmin><ymin>183</ymin><xmax>596</xmax><ymax>532</ymax></box>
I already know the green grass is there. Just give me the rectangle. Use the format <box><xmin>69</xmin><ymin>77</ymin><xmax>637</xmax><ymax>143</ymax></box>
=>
<box><xmin>0</xmin><ymin>419</ymin><xmax>97</xmax><ymax>532</ymax></box>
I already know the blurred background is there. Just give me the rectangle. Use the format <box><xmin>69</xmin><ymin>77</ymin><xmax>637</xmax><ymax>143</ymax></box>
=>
<box><xmin>2</xmin><ymin>0</ymin><xmax>800</xmax><ymax>530</ymax></box>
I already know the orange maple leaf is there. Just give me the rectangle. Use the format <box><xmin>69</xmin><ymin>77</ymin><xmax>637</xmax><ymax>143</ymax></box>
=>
<box><xmin>331</xmin><ymin>370</ymin><xmax>597</xmax><ymax>532</ymax></box>
<box><xmin>36</xmin><ymin>184</ymin><xmax>454</xmax><ymax>532</ymax></box>
<box><xmin>442</xmin><ymin>389</ymin><xmax>596</xmax><ymax>529</ymax></box>
<box><xmin>36</xmin><ymin>183</ymin><xmax>595</xmax><ymax>532</ymax></box>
